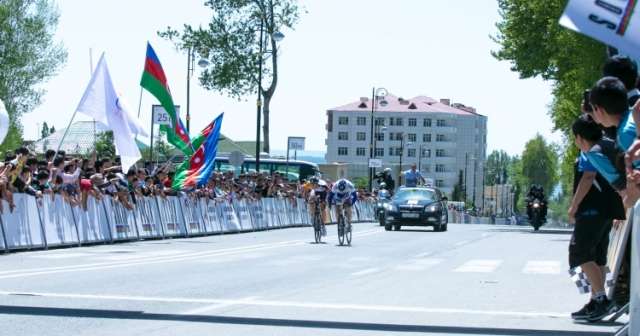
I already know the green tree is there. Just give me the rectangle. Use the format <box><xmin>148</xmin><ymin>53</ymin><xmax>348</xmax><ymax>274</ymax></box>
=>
<box><xmin>95</xmin><ymin>131</ymin><xmax>115</xmax><ymax>159</ymax></box>
<box><xmin>485</xmin><ymin>150</ymin><xmax>511</xmax><ymax>186</ymax></box>
<box><xmin>353</xmin><ymin>177</ymin><xmax>368</xmax><ymax>190</ymax></box>
<box><xmin>49</xmin><ymin>125</ymin><xmax>55</xmax><ymax>134</ymax></box>
<box><xmin>493</xmin><ymin>0</ymin><xmax>606</xmax><ymax>191</ymax></box>
<box><xmin>160</xmin><ymin>0</ymin><xmax>302</xmax><ymax>154</ymax></box>
<box><xmin>0</xmin><ymin>0</ymin><xmax>67</xmax><ymax>153</ymax></box>
<box><xmin>41</xmin><ymin>122</ymin><xmax>49</xmax><ymax>139</ymax></box>
<box><xmin>521</xmin><ymin>134</ymin><xmax>558</xmax><ymax>194</ymax></box>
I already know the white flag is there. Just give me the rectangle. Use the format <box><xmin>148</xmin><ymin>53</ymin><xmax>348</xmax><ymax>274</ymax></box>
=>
<box><xmin>75</xmin><ymin>54</ymin><xmax>148</xmax><ymax>171</ymax></box>
<box><xmin>560</xmin><ymin>1</ymin><xmax>640</xmax><ymax>58</ymax></box>
<box><xmin>0</xmin><ymin>99</ymin><xmax>8</xmax><ymax>145</ymax></box>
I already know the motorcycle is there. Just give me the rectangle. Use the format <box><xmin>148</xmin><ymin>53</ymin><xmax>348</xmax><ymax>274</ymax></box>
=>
<box><xmin>375</xmin><ymin>189</ymin><xmax>392</xmax><ymax>226</ymax></box>
<box><xmin>529</xmin><ymin>199</ymin><xmax>545</xmax><ymax>231</ymax></box>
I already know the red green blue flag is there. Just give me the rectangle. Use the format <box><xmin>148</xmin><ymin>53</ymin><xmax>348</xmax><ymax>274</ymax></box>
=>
<box><xmin>172</xmin><ymin>113</ymin><xmax>224</xmax><ymax>190</ymax></box>
<box><xmin>140</xmin><ymin>42</ymin><xmax>193</xmax><ymax>155</ymax></box>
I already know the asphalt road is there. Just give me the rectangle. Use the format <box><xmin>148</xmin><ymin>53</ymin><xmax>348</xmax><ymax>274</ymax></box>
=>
<box><xmin>0</xmin><ymin>222</ymin><xmax>626</xmax><ymax>335</ymax></box>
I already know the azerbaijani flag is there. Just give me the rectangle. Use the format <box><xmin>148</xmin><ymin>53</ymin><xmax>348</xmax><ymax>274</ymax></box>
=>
<box><xmin>140</xmin><ymin>42</ymin><xmax>193</xmax><ymax>155</ymax></box>
<box><xmin>172</xmin><ymin>113</ymin><xmax>224</xmax><ymax>190</ymax></box>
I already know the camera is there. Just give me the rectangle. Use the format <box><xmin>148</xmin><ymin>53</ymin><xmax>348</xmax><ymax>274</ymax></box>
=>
<box><xmin>583</xmin><ymin>89</ymin><xmax>592</xmax><ymax>113</ymax></box>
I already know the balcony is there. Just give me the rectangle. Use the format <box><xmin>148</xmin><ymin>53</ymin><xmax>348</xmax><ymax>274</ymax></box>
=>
<box><xmin>437</xmin><ymin>126</ymin><xmax>457</xmax><ymax>134</ymax></box>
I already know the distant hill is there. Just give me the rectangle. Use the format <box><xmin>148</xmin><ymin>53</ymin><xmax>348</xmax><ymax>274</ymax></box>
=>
<box><xmin>270</xmin><ymin>150</ymin><xmax>326</xmax><ymax>164</ymax></box>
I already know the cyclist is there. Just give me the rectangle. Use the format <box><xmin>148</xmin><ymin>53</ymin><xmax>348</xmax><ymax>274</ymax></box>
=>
<box><xmin>328</xmin><ymin>178</ymin><xmax>358</xmax><ymax>230</ymax></box>
<box><xmin>309</xmin><ymin>179</ymin><xmax>330</xmax><ymax>236</ymax></box>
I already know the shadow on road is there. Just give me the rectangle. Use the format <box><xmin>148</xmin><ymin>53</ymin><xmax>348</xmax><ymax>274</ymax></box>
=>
<box><xmin>488</xmin><ymin>227</ymin><xmax>573</xmax><ymax>235</ymax></box>
<box><xmin>0</xmin><ymin>305</ymin><xmax>613</xmax><ymax>336</ymax></box>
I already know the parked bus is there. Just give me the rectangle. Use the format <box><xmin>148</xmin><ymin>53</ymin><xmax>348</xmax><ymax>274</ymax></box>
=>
<box><xmin>213</xmin><ymin>157</ymin><xmax>320</xmax><ymax>181</ymax></box>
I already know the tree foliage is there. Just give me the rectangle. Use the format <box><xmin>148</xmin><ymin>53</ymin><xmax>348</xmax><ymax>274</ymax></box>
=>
<box><xmin>0</xmin><ymin>0</ymin><xmax>67</xmax><ymax>153</ymax></box>
<box><xmin>160</xmin><ymin>0</ymin><xmax>303</xmax><ymax>153</ymax></box>
<box><xmin>451</xmin><ymin>170</ymin><xmax>464</xmax><ymax>202</ymax></box>
<box><xmin>493</xmin><ymin>0</ymin><xmax>607</xmax><ymax>195</ymax></box>
<box><xmin>484</xmin><ymin>150</ymin><xmax>511</xmax><ymax>186</ymax></box>
<box><xmin>521</xmin><ymin>134</ymin><xmax>558</xmax><ymax>194</ymax></box>
<box><xmin>95</xmin><ymin>131</ymin><xmax>115</xmax><ymax>159</ymax></box>
<box><xmin>41</xmin><ymin>122</ymin><xmax>49</xmax><ymax>139</ymax></box>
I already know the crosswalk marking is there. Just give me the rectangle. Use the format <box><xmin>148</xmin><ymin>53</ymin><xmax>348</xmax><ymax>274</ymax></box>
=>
<box><xmin>454</xmin><ymin>259</ymin><xmax>502</xmax><ymax>273</ymax></box>
<box><xmin>522</xmin><ymin>261</ymin><xmax>562</xmax><ymax>274</ymax></box>
<box><xmin>396</xmin><ymin>258</ymin><xmax>443</xmax><ymax>271</ymax></box>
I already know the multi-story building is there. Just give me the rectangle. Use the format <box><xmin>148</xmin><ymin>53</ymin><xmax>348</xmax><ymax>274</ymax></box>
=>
<box><xmin>325</xmin><ymin>94</ymin><xmax>487</xmax><ymax>204</ymax></box>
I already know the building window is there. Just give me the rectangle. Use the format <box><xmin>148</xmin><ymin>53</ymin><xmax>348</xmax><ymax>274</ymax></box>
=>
<box><xmin>408</xmin><ymin>133</ymin><xmax>417</xmax><ymax>142</ymax></box>
<box><xmin>436</xmin><ymin>179</ymin><xmax>444</xmax><ymax>188</ymax></box>
<box><xmin>375</xmin><ymin>118</ymin><xmax>385</xmax><ymax>126</ymax></box>
<box><xmin>356</xmin><ymin>147</ymin><xmax>366</xmax><ymax>156</ymax></box>
<box><xmin>423</xmin><ymin>165</ymin><xmax>431</xmax><ymax>173</ymax></box>
<box><xmin>435</xmin><ymin>164</ymin><xmax>445</xmax><ymax>173</ymax></box>
<box><xmin>436</xmin><ymin>149</ymin><xmax>445</xmax><ymax>157</ymax></box>
<box><xmin>424</xmin><ymin>118</ymin><xmax>432</xmax><ymax>127</ymax></box>
<box><xmin>375</xmin><ymin>148</ymin><xmax>384</xmax><ymax>157</ymax></box>
<box><xmin>422</xmin><ymin>149</ymin><xmax>431</xmax><ymax>158</ymax></box>
<box><xmin>357</xmin><ymin>132</ymin><xmax>366</xmax><ymax>141</ymax></box>
<box><xmin>338</xmin><ymin>132</ymin><xmax>349</xmax><ymax>141</ymax></box>
<box><xmin>338</xmin><ymin>147</ymin><xmax>348</xmax><ymax>156</ymax></box>
<box><xmin>375</xmin><ymin>132</ymin><xmax>384</xmax><ymax>141</ymax></box>
<box><xmin>395</xmin><ymin>147</ymin><xmax>402</xmax><ymax>156</ymax></box>
<box><xmin>396</xmin><ymin>118</ymin><xmax>403</xmax><ymax>126</ymax></box>
<box><xmin>388</xmin><ymin>147</ymin><xmax>394</xmax><ymax>156</ymax></box>
<box><xmin>408</xmin><ymin>118</ymin><xmax>417</xmax><ymax>127</ymax></box>
<box><xmin>357</xmin><ymin>117</ymin><xmax>367</xmax><ymax>126</ymax></box>
<box><xmin>338</xmin><ymin>116</ymin><xmax>349</xmax><ymax>125</ymax></box>
<box><xmin>423</xmin><ymin>134</ymin><xmax>431</xmax><ymax>142</ymax></box>
<box><xmin>408</xmin><ymin>148</ymin><xmax>416</xmax><ymax>157</ymax></box>
<box><xmin>437</xmin><ymin>119</ymin><xmax>446</xmax><ymax>127</ymax></box>
<box><xmin>436</xmin><ymin>134</ymin><xmax>445</xmax><ymax>142</ymax></box>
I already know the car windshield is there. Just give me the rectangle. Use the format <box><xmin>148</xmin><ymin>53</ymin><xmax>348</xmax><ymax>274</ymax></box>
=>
<box><xmin>394</xmin><ymin>189</ymin><xmax>436</xmax><ymax>201</ymax></box>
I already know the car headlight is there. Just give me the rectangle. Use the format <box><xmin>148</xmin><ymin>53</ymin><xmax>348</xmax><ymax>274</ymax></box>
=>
<box><xmin>384</xmin><ymin>203</ymin><xmax>397</xmax><ymax>212</ymax></box>
<box><xmin>377</xmin><ymin>202</ymin><xmax>382</xmax><ymax>208</ymax></box>
<box><xmin>425</xmin><ymin>204</ymin><xmax>441</xmax><ymax>212</ymax></box>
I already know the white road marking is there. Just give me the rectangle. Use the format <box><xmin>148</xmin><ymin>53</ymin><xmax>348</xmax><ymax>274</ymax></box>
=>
<box><xmin>0</xmin><ymin>228</ymin><xmax>385</xmax><ymax>280</ymax></box>
<box><xmin>522</xmin><ymin>261</ymin><xmax>562</xmax><ymax>274</ymax></box>
<box><xmin>350</xmin><ymin>268</ymin><xmax>381</xmax><ymax>277</ymax></box>
<box><xmin>29</xmin><ymin>253</ymin><xmax>92</xmax><ymax>259</ymax></box>
<box><xmin>0</xmin><ymin>291</ymin><xmax>568</xmax><ymax>318</ymax></box>
<box><xmin>396</xmin><ymin>258</ymin><xmax>443</xmax><ymax>271</ymax></box>
<box><xmin>96</xmin><ymin>250</ymin><xmax>189</xmax><ymax>261</ymax></box>
<box><xmin>454</xmin><ymin>240</ymin><xmax>470</xmax><ymax>247</ymax></box>
<box><xmin>413</xmin><ymin>252</ymin><xmax>433</xmax><ymax>258</ymax></box>
<box><xmin>454</xmin><ymin>259</ymin><xmax>502</xmax><ymax>273</ymax></box>
<box><xmin>179</xmin><ymin>296</ymin><xmax>260</xmax><ymax>315</ymax></box>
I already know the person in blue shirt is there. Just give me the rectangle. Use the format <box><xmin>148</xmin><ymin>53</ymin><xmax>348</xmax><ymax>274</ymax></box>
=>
<box><xmin>589</xmin><ymin>77</ymin><xmax>637</xmax><ymax>152</ymax></box>
<box><xmin>570</xmin><ymin>114</ymin><xmax>626</xmax><ymax>321</ymax></box>
<box><xmin>403</xmin><ymin>164</ymin><xmax>425</xmax><ymax>188</ymax></box>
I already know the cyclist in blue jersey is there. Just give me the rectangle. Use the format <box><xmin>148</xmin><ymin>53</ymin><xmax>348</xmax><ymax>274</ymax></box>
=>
<box><xmin>328</xmin><ymin>178</ymin><xmax>358</xmax><ymax>227</ymax></box>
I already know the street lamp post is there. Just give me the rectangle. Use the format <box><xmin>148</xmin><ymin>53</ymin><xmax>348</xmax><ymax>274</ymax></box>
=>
<box><xmin>472</xmin><ymin>160</ymin><xmax>478</xmax><ymax>208</ymax></box>
<box><xmin>464</xmin><ymin>153</ymin><xmax>469</xmax><ymax>204</ymax></box>
<box><xmin>368</xmin><ymin>87</ymin><xmax>387</xmax><ymax>192</ymax></box>
<box><xmin>186</xmin><ymin>46</ymin><xmax>195</xmax><ymax>133</ymax></box>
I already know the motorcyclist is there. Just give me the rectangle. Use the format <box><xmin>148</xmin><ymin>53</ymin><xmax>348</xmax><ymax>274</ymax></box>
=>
<box><xmin>526</xmin><ymin>185</ymin><xmax>547</xmax><ymax>222</ymax></box>
<box><xmin>375</xmin><ymin>168</ymin><xmax>395</xmax><ymax>194</ymax></box>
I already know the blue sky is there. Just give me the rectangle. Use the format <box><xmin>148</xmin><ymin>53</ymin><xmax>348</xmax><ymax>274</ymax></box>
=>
<box><xmin>25</xmin><ymin>0</ymin><xmax>560</xmax><ymax>156</ymax></box>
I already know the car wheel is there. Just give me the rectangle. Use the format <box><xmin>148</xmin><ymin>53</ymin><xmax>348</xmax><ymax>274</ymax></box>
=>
<box><xmin>393</xmin><ymin>225</ymin><xmax>401</xmax><ymax>231</ymax></box>
<box><xmin>433</xmin><ymin>225</ymin><xmax>442</xmax><ymax>232</ymax></box>
<box><xmin>385</xmin><ymin>224</ymin><xmax>392</xmax><ymax>231</ymax></box>
<box><xmin>441</xmin><ymin>223</ymin><xmax>448</xmax><ymax>232</ymax></box>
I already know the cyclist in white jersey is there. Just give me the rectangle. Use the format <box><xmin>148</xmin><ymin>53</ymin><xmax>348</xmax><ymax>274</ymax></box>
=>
<box><xmin>328</xmin><ymin>179</ymin><xmax>357</xmax><ymax>226</ymax></box>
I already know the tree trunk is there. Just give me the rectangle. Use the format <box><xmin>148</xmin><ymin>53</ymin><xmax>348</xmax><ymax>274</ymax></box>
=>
<box><xmin>262</xmin><ymin>94</ymin><xmax>271</xmax><ymax>154</ymax></box>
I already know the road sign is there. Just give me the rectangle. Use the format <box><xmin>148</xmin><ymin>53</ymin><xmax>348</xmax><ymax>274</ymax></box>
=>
<box><xmin>152</xmin><ymin>105</ymin><xmax>180</xmax><ymax>126</ymax></box>
<box><xmin>229</xmin><ymin>151</ymin><xmax>245</xmax><ymax>167</ymax></box>
<box><xmin>288</xmin><ymin>137</ymin><xmax>305</xmax><ymax>151</ymax></box>
<box><xmin>424</xmin><ymin>177</ymin><xmax>434</xmax><ymax>187</ymax></box>
<box><xmin>368</xmin><ymin>159</ymin><xmax>382</xmax><ymax>168</ymax></box>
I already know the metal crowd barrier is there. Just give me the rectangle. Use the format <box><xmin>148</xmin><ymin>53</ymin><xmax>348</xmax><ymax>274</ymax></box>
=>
<box><xmin>0</xmin><ymin>194</ymin><xmax>376</xmax><ymax>252</ymax></box>
<box><xmin>631</xmin><ymin>204</ymin><xmax>640</xmax><ymax>334</ymax></box>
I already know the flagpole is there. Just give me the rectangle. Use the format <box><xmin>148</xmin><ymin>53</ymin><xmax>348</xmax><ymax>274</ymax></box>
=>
<box><xmin>90</xmin><ymin>48</ymin><xmax>97</xmax><ymax>152</ymax></box>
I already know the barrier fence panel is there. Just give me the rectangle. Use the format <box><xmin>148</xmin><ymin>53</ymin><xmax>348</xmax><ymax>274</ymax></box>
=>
<box><xmin>74</xmin><ymin>196</ymin><xmax>111</xmax><ymax>244</ymax></box>
<box><xmin>220</xmin><ymin>201</ymin><xmax>241</xmax><ymax>232</ymax></box>
<box><xmin>39</xmin><ymin>195</ymin><xmax>80</xmax><ymax>247</ymax></box>
<box><xmin>178</xmin><ymin>196</ymin><xmax>205</xmax><ymax>236</ymax></box>
<box><xmin>102</xmin><ymin>197</ymin><xmax>138</xmax><ymax>241</ymax></box>
<box><xmin>631</xmin><ymin>204</ymin><xmax>640</xmax><ymax>334</ymax></box>
<box><xmin>1</xmin><ymin>195</ymin><xmax>45</xmax><ymax>250</ymax></box>
<box><xmin>0</xmin><ymin>210</ymin><xmax>7</xmax><ymax>251</ymax></box>
<box><xmin>133</xmin><ymin>196</ymin><xmax>163</xmax><ymax>239</ymax></box>
<box><xmin>276</xmin><ymin>199</ymin><xmax>289</xmax><ymax>227</ymax></box>
<box><xmin>235</xmin><ymin>200</ymin><xmax>253</xmax><ymax>231</ymax></box>
<box><xmin>297</xmin><ymin>198</ymin><xmax>310</xmax><ymax>226</ymax></box>
<box><xmin>156</xmin><ymin>197</ymin><xmax>186</xmax><ymax>237</ymax></box>
<box><xmin>249</xmin><ymin>200</ymin><xmax>266</xmax><ymax>230</ymax></box>
<box><xmin>286</xmin><ymin>199</ymin><xmax>300</xmax><ymax>226</ymax></box>
<box><xmin>199</xmin><ymin>199</ymin><xmax>219</xmax><ymax>234</ymax></box>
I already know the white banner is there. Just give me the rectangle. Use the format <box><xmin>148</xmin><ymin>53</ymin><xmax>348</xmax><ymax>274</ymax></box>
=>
<box><xmin>560</xmin><ymin>1</ymin><xmax>640</xmax><ymax>58</ymax></box>
<box><xmin>200</xmin><ymin>198</ymin><xmax>223</xmax><ymax>233</ymax></box>
<box><xmin>0</xmin><ymin>214</ymin><xmax>5</xmax><ymax>251</ymax></box>
<box><xmin>220</xmin><ymin>202</ymin><xmax>241</xmax><ymax>232</ymax></box>
<box><xmin>73</xmin><ymin>196</ymin><xmax>111</xmax><ymax>243</ymax></box>
<box><xmin>102</xmin><ymin>197</ymin><xmax>138</xmax><ymax>241</ymax></box>
<box><xmin>248</xmin><ymin>200</ymin><xmax>265</xmax><ymax>230</ymax></box>
<box><xmin>39</xmin><ymin>195</ymin><xmax>79</xmax><ymax>246</ymax></box>
<box><xmin>235</xmin><ymin>200</ymin><xmax>253</xmax><ymax>231</ymax></box>
<box><xmin>1</xmin><ymin>195</ymin><xmax>45</xmax><ymax>249</ymax></box>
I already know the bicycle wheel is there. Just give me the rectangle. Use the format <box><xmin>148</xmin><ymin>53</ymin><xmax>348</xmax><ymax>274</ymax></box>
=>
<box><xmin>338</xmin><ymin>214</ymin><xmax>345</xmax><ymax>246</ymax></box>
<box><xmin>346</xmin><ymin>220</ymin><xmax>352</xmax><ymax>246</ymax></box>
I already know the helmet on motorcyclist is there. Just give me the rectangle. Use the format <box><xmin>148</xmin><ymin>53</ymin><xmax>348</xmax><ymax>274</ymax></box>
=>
<box><xmin>379</xmin><ymin>182</ymin><xmax>387</xmax><ymax>189</ymax></box>
<box><xmin>310</xmin><ymin>177</ymin><xmax>319</xmax><ymax>184</ymax></box>
<box><xmin>384</xmin><ymin>168</ymin><xmax>392</xmax><ymax>174</ymax></box>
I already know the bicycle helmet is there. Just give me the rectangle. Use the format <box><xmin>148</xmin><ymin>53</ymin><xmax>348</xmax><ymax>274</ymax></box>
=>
<box><xmin>337</xmin><ymin>180</ymin><xmax>347</xmax><ymax>192</ymax></box>
<box><xmin>310</xmin><ymin>177</ymin><xmax>319</xmax><ymax>184</ymax></box>
<box><xmin>318</xmin><ymin>180</ymin><xmax>327</xmax><ymax>187</ymax></box>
